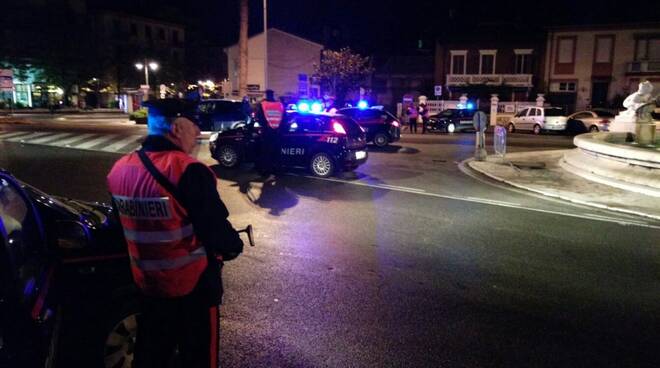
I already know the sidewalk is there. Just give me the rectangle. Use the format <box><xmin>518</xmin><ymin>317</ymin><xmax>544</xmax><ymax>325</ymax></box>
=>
<box><xmin>467</xmin><ymin>150</ymin><xmax>660</xmax><ymax>221</ymax></box>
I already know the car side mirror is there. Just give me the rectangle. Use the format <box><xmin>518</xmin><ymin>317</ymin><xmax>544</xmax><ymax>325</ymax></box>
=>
<box><xmin>56</xmin><ymin>221</ymin><xmax>91</xmax><ymax>249</ymax></box>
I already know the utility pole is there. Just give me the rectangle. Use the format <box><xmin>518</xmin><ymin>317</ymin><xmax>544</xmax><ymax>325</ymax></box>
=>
<box><xmin>239</xmin><ymin>0</ymin><xmax>248</xmax><ymax>98</ymax></box>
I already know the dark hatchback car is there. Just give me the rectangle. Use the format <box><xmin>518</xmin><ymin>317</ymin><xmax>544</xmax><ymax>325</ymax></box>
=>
<box><xmin>0</xmin><ymin>169</ymin><xmax>137</xmax><ymax>368</ymax></box>
<box><xmin>426</xmin><ymin>108</ymin><xmax>477</xmax><ymax>133</ymax></box>
<box><xmin>193</xmin><ymin>99</ymin><xmax>249</xmax><ymax>132</ymax></box>
<box><xmin>338</xmin><ymin>108</ymin><xmax>400</xmax><ymax>147</ymax></box>
<box><xmin>210</xmin><ymin>112</ymin><xmax>368</xmax><ymax>177</ymax></box>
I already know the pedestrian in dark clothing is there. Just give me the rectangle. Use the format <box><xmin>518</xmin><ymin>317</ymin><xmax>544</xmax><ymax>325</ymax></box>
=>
<box><xmin>107</xmin><ymin>98</ymin><xmax>244</xmax><ymax>368</ymax></box>
<box><xmin>407</xmin><ymin>103</ymin><xmax>419</xmax><ymax>134</ymax></box>
<box><xmin>254</xmin><ymin>90</ymin><xmax>284</xmax><ymax>176</ymax></box>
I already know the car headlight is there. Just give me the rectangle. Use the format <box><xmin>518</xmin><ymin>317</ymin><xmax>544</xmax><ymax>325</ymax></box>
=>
<box><xmin>210</xmin><ymin>132</ymin><xmax>219</xmax><ymax>142</ymax></box>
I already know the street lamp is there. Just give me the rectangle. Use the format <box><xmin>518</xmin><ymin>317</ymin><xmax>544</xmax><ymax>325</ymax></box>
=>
<box><xmin>135</xmin><ymin>59</ymin><xmax>159</xmax><ymax>87</ymax></box>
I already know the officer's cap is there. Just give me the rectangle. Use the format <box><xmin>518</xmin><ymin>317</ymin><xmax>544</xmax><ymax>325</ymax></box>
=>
<box><xmin>143</xmin><ymin>98</ymin><xmax>197</xmax><ymax>120</ymax></box>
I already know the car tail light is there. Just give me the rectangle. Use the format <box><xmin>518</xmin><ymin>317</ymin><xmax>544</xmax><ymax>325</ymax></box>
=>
<box><xmin>600</xmin><ymin>119</ymin><xmax>610</xmax><ymax>125</ymax></box>
<box><xmin>391</xmin><ymin>120</ymin><xmax>400</xmax><ymax>127</ymax></box>
<box><xmin>333</xmin><ymin>121</ymin><xmax>347</xmax><ymax>134</ymax></box>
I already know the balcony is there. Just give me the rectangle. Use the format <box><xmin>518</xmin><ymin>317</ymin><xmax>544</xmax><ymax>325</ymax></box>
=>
<box><xmin>447</xmin><ymin>74</ymin><xmax>533</xmax><ymax>87</ymax></box>
<box><xmin>627</xmin><ymin>60</ymin><xmax>660</xmax><ymax>74</ymax></box>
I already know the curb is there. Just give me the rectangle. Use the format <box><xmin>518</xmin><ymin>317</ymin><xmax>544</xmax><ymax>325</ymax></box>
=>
<box><xmin>462</xmin><ymin>157</ymin><xmax>660</xmax><ymax>222</ymax></box>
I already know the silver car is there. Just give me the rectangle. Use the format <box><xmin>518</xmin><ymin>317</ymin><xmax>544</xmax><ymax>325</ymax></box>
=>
<box><xmin>567</xmin><ymin>110</ymin><xmax>615</xmax><ymax>133</ymax></box>
<box><xmin>508</xmin><ymin>107</ymin><xmax>568</xmax><ymax>135</ymax></box>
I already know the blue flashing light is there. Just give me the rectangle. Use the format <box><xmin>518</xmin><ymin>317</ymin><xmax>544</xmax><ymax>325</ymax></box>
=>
<box><xmin>466</xmin><ymin>102</ymin><xmax>475</xmax><ymax>110</ymax></box>
<box><xmin>357</xmin><ymin>100</ymin><xmax>369</xmax><ymax>109</ymax></box>
<box><xmin>297</xmin><ymin>102</ymin><xmax>310</xmax><ymax>113</ymax></box>
<box><xmin>311</xmin><ymin>102</ymin><xmax>323</xmax><ymax>113</ymax></box>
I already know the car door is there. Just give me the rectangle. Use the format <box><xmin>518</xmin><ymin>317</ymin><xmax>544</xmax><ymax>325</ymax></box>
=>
<box><xmin>279</xmin><ymin>116</ymin><xmax>310</xmax><ymax>167</ymax></box>
<box><xmin>514</xmin><ymin>108</ymin><xmax>528</xmax><ymax>130</ymax></box>
<box><xmin>0</xmin><ymin>173</ymin><xmax>54</xmax><ymax>367</ymax></box>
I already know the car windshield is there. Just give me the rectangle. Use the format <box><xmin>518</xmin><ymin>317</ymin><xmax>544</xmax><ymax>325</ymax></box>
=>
<box><xmin>544</xmin><ymin>108</ymin><xmax>565</xmax><ymax>116</ymax></box>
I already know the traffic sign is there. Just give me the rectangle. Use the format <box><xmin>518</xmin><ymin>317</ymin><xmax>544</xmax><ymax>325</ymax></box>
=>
<box><xmin>434</xmin><ymin>85</ymin><xmax>442</xmax><ymax>96</ymax></box>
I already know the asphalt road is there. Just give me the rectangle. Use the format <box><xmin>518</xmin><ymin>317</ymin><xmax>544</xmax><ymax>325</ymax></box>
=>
<box><xmin>2</xmin><ymin>122</ymin><xmax>660</xmax><ymax>367</ymax></box>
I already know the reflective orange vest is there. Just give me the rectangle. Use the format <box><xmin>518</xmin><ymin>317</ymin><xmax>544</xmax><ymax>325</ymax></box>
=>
<box><xmin>107</xmin><ymin>150</ymin><xmax>208</xmax><ymax>297</ymax></box>
<box><xmin>260</xmin><ymin>101</ymin><xmax>284</xmax><ymax>129</ymax></box>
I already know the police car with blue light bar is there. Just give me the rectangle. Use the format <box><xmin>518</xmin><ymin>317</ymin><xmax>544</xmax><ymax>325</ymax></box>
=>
<box><xmin>209</xmin><ymin>101</ymin><xmax>368</xmax><ymax>177</ymax></box>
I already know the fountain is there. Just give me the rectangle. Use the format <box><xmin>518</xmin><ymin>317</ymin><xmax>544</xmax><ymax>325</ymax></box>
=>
<box><xmin>560</xmin><ymin>82</ymin><xmax>660</xmax><ymax>197</ymax></box>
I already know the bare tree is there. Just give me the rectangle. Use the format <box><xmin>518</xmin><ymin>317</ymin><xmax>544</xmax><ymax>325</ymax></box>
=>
<box><xmin>239</xmin><ymin>0</ymin><xmax>248</xmax><ymax>97</ymax></box>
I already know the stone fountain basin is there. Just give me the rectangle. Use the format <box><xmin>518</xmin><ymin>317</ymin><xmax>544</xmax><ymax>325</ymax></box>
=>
<box><xmin>560</xmin><ymin>132</ymin><xmax>660</xmax><ymax>197</ymax></box>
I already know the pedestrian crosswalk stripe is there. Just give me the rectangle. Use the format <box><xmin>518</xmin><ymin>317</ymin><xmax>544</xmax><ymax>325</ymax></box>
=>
<box><xmin>101</xmin><ymin>135</ymin><xmax>143</xmax><ymax>152</ymax></box>
<box><xmin>55</xmin><ymin>133</ymin><xmax>97</xmax><ymax>146</ymax></box>
<box><xmin>0</xmin><ymin>131</ymin><xmax>37</xmax><ymax>139</ymax></box>
<box><xmin>6</xmin><ymin>132</ymin><xmax>52</xmax><ymax>142</ymax></box>
<box><xmin>75</xmin><ymin>134</ymin><xmax>120</xmax><ymax>149</ymax></box>
<box><xmin>0</xmin><ymin>130</ymin><xmax>148</xmax><ymax>154</ymax></box>
<box><xmin>29</xmin><ymin>132</ymin><xmax>76</xmax><ymax>144</ymax></box>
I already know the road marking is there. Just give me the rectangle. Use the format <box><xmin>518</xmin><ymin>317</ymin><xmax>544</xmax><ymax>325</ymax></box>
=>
<box><xmin>294</xmin><ymin>174</ymin><xmax>660</xmax><ymax>230</ymax></box>
<box><xmin>0</xmin><ymin>131</ymin><xmax>35</xmax><ymax>139</ymax></box>
<box><xmin>55</xmin><ymin>133</ymin><xmax>97</xmax><ymax>146</ymax></box>
<box><xmin>100</xmin><ymin>135</ymin><xmax>143</xmax><ymax>152</ymax></box>
<box><xmin>6</xmin><ymin>132</ymin><xmax>52</xmax><ymax>142</ymax></box>
<box><xmin>29</xmin><ymin>132</ymin><xmax>76</xmax><ymax>144</ymax></box>
<box><xmin>74</xmin><ymin>134</ymin><xmax>119</xmax><ymax>149</ymax></box>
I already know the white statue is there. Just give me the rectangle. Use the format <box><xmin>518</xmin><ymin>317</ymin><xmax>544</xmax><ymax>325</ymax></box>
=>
<box><xmin>621</xmin><ymin>81</ymin><xmax>654</xmax><ymax>119</ymax></box>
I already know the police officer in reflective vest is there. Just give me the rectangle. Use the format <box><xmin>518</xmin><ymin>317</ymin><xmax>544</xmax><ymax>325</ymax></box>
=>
<box><xmin>255</xmin><ymin>89</ymin><xmax>284</xmax><ymax>175</ymax></box>
<box><xmin>107</xmin><ymin>99</ymin><xmax>243</xmax><ymax>367</ymax></box>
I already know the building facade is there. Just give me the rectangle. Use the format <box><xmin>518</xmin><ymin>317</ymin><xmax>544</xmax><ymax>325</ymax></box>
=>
<box><xmin>372</xmin><ymin>55</ymin><xmax>435</xmax><ymax>109</ymax></box>
<box><xmin>225</xmin><ymin>28</ymin><xmax>324</xmax><ymax>100</ymax></box>
<box><xmin>435</xmin><ymin>27</ymin><xmax>545</xmax><ymax>107</ymax></box>
<box><xmin>543</xmin><ymin>23</ymin><xmax>660</xmax><ymax>111</ymax></box>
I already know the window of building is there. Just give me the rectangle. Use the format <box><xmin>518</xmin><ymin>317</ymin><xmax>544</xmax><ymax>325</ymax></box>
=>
<box><xmin>479</xmin><ymin>50</ymin><xmax>496</xmax><ymax>74</ymax></box>
<box><xmin>514</xmin><ymin>49</ymin><xmax>533</xmax><ymax>74</ymax></box>
<box><xmin>450</xmin><ymin>51</ymin><xmax>467</xmax><ymax>75</ymax></box>
<box><xmin>130</xmin><ymin>23</ymin><xmax>137</xmax><ymax>36</ymax></box>
<box><xmin>650</xmin><ymin>39</ymin><xmax>660</xmax><ymax>60</ymax></box>
<box><xmin>145</xmin><ymin>25</ymin><xmax>152</xmax><ymax>40</ymax></box>
<box><xmin>635</xmin><ymin>37</ymin><xmax>660</xmax><ymax>60</ymax></box>
<box><xmin>158</xmin><ymin>28</ymin><xmax>165</xmax><ymax>41</ymax></box>
<box><xmin>595</xmin><ymin>36</ymin><xmax>613</xmax><ymax>63</ymax></box>
<box><xmin>172</xmin><ymin>30</ymin><xmax>180</xmax><ymax>44</ymax></box>
<box><xmin>551</xmin><ymin>82</ymin><xmax>577</xmax><ymax>92</ymax></box>
<box><xmin>557</xmin><ymin>37</ymin><xmax>575</xmax><ymax>63</ymax></box>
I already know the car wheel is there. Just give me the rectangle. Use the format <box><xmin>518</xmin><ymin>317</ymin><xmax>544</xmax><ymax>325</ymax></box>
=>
<box><xmin>589</xmin><ymin>125</ymin><xmax>599</xmax><ymax>133</ymax></box>
<box><xmin>507</xmin><ymin>123</ymin><xmax>515</xmax><ymax>133</ymax></box>
<box><xmin>373</xmin><ymin>133</ymin><xmax>389</xmax><ymax>147</ymax></box>
<box><xmin>310</xmin><ymin>152</ymin><xmax>335</xmax><ymax>178</ymax></box>
<box><xmin>533</xmin><ymin>124</ymin><xmax>542</xmax><ymax>135</ymax></box>
<box><xmin>217</xmin><ymin>145</ymin><xmax>240</xmax><ymax>168</ymax></box>
<box><xmin>102</xmin><ymin>294</ymin><xmax>140</xmax><ymax>368</ymax></box>
<box><xmin>446</xmin><ymin>123</ymin><xmax>456</xmax><ymax>133</ymax></box>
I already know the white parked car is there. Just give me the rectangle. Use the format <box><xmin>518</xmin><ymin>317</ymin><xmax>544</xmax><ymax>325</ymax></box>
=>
<box><xmin>507</xmin><ymin>107</ymin><xmax>568</xmax><ymax>134</ymax></box>
<box><xmin>567</xmin><ymin>110</ymin><xmax>615</xmax><ymax>133</ymax></box>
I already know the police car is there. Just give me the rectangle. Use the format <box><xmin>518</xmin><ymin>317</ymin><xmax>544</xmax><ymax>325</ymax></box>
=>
<box><xmin>339</xmin><ymin>105</ymin><xmax>401</xmax><ymax>147</ymax></box>
<box><xmin>209</xmin><ymin>103</ymin><xmax>368</xmax><ymax>177</ymax></box>
<box><xmin>0</xmin><ymin>169</ymin><xmax>141</xmax><ymax>367</ymax></box>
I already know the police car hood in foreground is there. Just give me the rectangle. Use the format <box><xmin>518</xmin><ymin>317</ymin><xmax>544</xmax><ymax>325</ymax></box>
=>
<box><xmin>19</xmin><ymin>180</ymin><xmax>126</xmax><ymax>254</ymax></box>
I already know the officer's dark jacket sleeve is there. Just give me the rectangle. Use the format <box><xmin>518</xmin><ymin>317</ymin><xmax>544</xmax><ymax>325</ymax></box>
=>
<box><xmin>178</xmin><ymin>163</ymin><xmax>243</xmax><ymax>260</ymax></box>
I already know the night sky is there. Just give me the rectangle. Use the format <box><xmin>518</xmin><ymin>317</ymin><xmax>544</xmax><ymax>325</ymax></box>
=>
<box><xmin>101</xmin><ymin>0</ymin><xmax>658</xmax><ymax>54</ymax></box>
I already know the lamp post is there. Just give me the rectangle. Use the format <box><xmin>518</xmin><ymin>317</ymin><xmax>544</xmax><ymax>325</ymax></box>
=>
<box><xmin>135</xmin><ymin>60</ymin><xmax>159</xmax><ymax>88</ymax></box>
